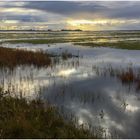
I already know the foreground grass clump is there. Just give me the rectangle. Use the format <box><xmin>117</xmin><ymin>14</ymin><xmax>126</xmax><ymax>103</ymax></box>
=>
<box><xmin>0</xmin><ymin>47</ymin><xmax>51</xmax><ymax>68</ymax></box>
<box><xmin>0</xmin><ymin>89</ymin><xmax>95</xmax><ymax>139</ymax></box>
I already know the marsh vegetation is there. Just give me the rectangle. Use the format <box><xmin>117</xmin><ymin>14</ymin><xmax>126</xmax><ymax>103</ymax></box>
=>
<box><xmin>1</xmin><ymin>31</ymin><xmax>140</xmax><ymax>50</ymax></box>
<box><xmin>0</xmin><ymin>30</ymin><xmax>140</xmax><ymax>138</ymax></box>
<box><xmin>0</xmin><ymin>47</ymin><xmax>51</xmax><ymax>68</ymax></box>
<box><xmin>0</xmin><ymin>88</ymin><xmax>96</xmax><ymax>139</ymax></box>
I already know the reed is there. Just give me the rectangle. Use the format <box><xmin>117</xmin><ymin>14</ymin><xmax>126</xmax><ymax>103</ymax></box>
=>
<box><xmin>0</xmin><ymin>47</ymin><xmax>51</xmax><ymax>68</ymax></box>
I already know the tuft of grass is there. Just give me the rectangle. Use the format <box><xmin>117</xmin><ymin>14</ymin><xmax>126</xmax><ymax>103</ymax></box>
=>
<box><xmin>0</xmin><ymin>47</ymin><xmax>51</xmax><ymax>68</ymax></box>
<box><xmin>100</xmin><ymin>66</ymin><xmax>140</xmax><ymax>91</ymax></box>
<box><xmin>117</xmin><ymin>68</ymin><xmax>140</xmax><ymax>91</ymax></box>
<box><xmin>62</xmin><ymin>51</ymin><xmax>72</xmax><ymax>60</ymax></box>
<box><xmin>117</xmin><ymin>68</ymin><xmax>135</xmax><ymax>84</ymax></box>
<box><xmin>0</xmin><ymin>89</ymin><xmax>96</xmax><ymax>139</ymax></box>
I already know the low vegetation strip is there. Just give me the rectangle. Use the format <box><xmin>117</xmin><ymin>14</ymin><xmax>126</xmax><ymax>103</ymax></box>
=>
<box><xmin>1</xmin><ymin>38</ymin><xmax>88</xmax><ymax>44</ymax></box>
<box><xmin>74</xmin><ymin>41</ymin><xmax>140</xmax><ymax>50</ymax></box>
<box><xmin>2</xmin><ymin>39</ymin><xmax>68</xmax><ymax>44</ymax></box>
<box><xmin>0</xmin><ymin>47</ymin><xmax>51</xmax><ymax>68</ymax></box>
<box><xmin>0</xmin><ymin>88</ymin><xmax>95</xmax><ymax>139</ymax></box>
<box><xmin>3</xmin><ymin>38</ymin><xmax>140</xmax><ymax>50</ymax></box>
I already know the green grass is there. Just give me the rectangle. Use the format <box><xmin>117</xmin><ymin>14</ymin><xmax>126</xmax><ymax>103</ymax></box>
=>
<box><xmin>2</xmin><ymin>39</ymin><xmax>67</xmax><ymax>44</ymax></box>
<box><xmin>0</xmin><ymin>88</ymin><xmax>96</xmax><ymax>139</ymax></box>
<box><xmin>2</xmin><ymin>38</ymin><xmax>93</xmax><ymax>44</ymax></box>
<box><xmin>74</xmin><ymin>41</ymin><xmax>140</xmax><ymax>50</ymax></box>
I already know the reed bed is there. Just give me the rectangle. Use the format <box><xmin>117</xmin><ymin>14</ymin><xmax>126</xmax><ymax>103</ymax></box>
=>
<box><xmin>0</xmin><ymin>47</ymin><xmax>51</xmax><ymax>68</ymax></box>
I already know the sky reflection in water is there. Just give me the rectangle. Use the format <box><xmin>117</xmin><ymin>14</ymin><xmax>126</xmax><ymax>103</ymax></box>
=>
<box><xmin>1</xmin><ymin>42</ymin><xmax>140</xmax><ymax>138</ymax></box>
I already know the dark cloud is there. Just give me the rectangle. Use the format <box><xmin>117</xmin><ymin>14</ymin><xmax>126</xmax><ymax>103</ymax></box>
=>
<box><xmin>22</xmin><ymin>1</ymin><xmax>140</xmax><ymax>19</ymax></box>
<box><xmin>2</xmin><ymin>1</ymin><xmax>140</xmax><ymax>19</ymax></box>
<box><xmin>24</xmin><ymin>1</ymin><xmax>105</xmax><ymax>15</ymax></box>
<box><xmin>0</xmin><ymin>14</ymin><xmax>44</xmax><ymax>22</ymax></box>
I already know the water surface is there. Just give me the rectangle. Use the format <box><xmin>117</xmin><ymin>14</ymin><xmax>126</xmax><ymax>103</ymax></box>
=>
<box><xmin>1</xmin><ymin>37</ymin><xmax>140</xmax><ymax>138</ymax></box>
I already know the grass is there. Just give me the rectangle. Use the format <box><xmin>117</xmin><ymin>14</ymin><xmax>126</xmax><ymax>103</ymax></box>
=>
<box><xmin>1</xmin><ymin>31</ymin><xmax>140</xmax><ymax>50</ymax></box>
<box><xmin>117</xmin><ymin>68</ymin><xmax>135</xmax><ymax>84</ymax></box>
<box><xmin>0</xmin><ymin>47</ymin><xmax>51</xmax><ymax>68</ymax></box>
<box><xmin>1</xmin><ymin>38</ymin><xmax>93</xmax><ymax>44</ymax></box>
<box><xmin>61</xmin><ymin>51</ymin><xmax>73</xmax><ymax>60</ymax></box>
<box><xmin>74</xmin><ymin>41</ymin><xmax>140</xmax><ymax>50</ymax></box>
<box><xmin>0</xmin><ymin>88</ymin><xmax>96</xmax><ymax>139</ymax></box>
<box><xmin>117</xmin><ymin>68</ymin><xmax>140</xmax><ymax>91</ymax></box>
<box><xmin>2</xmin><ymin>39</ymin><xmax>68</xmax><ymax>44</ymax></box>
<box><xmin>6</xmin><ymin>39</ymin><xmax>140</xmax><ymax>50</ymax></box>
<box><xmin>98</xmin><ymin>66</ymin><xmax>140</xmax><ymax>91</ymax></box>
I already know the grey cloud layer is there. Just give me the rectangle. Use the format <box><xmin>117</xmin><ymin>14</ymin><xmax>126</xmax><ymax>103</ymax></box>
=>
<box><xmin>23</xmin><ymin>1</ymin><xmax>140</xmax><ymax>19</ymax></box>
<box><xmin>1</xmin><ymin>1</ymin><xmax>140</xmax><ymax>19</ymax></box>
<box><xmin>0</xmin><ymin>1</ymin><xmax>140</xmax><ymax>30</ymax></box>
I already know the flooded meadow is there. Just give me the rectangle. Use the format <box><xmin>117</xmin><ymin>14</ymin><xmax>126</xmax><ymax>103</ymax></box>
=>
<box><xmin>1</xmin><ymin>31</ymin><xmax>140</xmax><ymax>138</ymax></box>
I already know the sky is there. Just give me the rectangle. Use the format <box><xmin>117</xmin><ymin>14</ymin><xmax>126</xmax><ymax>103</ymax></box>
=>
<box><xmin>0</xmin><ymin>1</ymin><xmax>140</xmax><ymax>30</ymax></box>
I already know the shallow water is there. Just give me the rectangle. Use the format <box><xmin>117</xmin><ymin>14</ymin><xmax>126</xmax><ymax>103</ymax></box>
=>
<box><xmin>1</xmin><ymin>42</ymin><xmax>140</xmax><ymax>138</ymax></box>
<box><xmin>1</xmin><ymin>30</ymin><xmax>140</xmax><ymax>43</ymax></box>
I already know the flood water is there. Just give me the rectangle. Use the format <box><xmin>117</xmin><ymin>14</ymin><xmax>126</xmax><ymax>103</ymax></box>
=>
<box><xmin>1</xmin><ymin>32</ymin><xmax>140</xmax><ymax>138</ymax></box>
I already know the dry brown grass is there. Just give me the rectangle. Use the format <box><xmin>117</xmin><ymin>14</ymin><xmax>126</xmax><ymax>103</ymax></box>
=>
<box><xmin>0</xmin><ymin>47</ymin><xmax>51</xmax><ymax>68</ymax></box>
<box><xmin>117</xmin><ymin>68</ymin><xmax>135</xmax><ymax>84</ymax></box>
<box><xmin>116</xmin><ymin>68</ymin><xmax>140</xmax><ymax>91</ymax></box>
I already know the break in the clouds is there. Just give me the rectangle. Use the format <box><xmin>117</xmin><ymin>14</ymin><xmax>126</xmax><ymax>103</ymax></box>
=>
<box><xmin>0</xmin><ymin>1</ymin><xmax>140</xmax><ymax>30</ymax></box>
